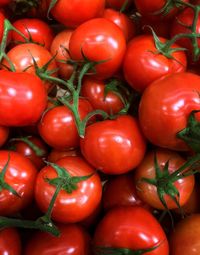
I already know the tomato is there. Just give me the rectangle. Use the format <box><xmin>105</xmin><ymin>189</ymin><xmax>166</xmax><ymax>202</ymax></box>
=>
<box><xmin>106</xmin><ymin>0</ymin><xmax>132</xmax><ymax>10</ymax></box>
<box><xmin>93</xmin><ymin>206</ymin><xmax>169</xmax><ymax>255</ymax></box>
<box><xmin>24</xmin><ymin>224</ymin><xmax>91</xmax><ymax>255</ymax></box>
<box><xmin>123</xmin><ymin>35</ymin><xmax>187</xmax><ymax>92</ymax></box>
<box><xmin>170</xmin><ymin>214</ymin><xmax>200</xmax><ymax>255</ymax></box>
<box><xmin>11</xmin><ymin>18</ymin><xmax>54</xmax><ymax>50</ymax></box>
<box><xmin>0</xmin><ymin>10</ymin><xmax>5</xmax><ymax>43</ymax></box>
<box><xmin>139</xmin><ymin>72</ymin><xmax>200</xmax><ymax>151</ymax></box>
<box><xmin>0</xmin><ymin>126</ymin><xmax>9</xmax><ymax>147</ymax></box>
<box><xmin>35</xmin><ymin>156</ymin><xmax>102</xmax><ymax>223</ymax></box>
<box><xmin>0</xmin><ymin>150</ymin><xmax>37</xmax><ymax>216</ymax></box>
<box><xmin>80</xmin><ymin>114</ymin><xmax>146</xmax><ymax>175</ymax></box>
<box><xmin>50</xmin><ymin>29</ymin><xmax>74</xmax><ymax>80</ymax></box>
<box><xmin>0</xmin><ymin>228</ymin><xmax>21</xmax><ymax>255</ymax></box>
<box><xmin>102</xmin><ymin>8</ymin><xmax>136</xmax><ymax>42</ymax></box>
<box><xmin>48</xmin><ymin>148</ymin><xmax>80</xmax><ymax>163</ymax></box>
<box><xmin>48</xmin><ymin>0</ymin><xmax>105</xmax><ymax>28</ymax></box>
<box><xmin>81</xmin><ymin>77</ymin><xmax>125</xmax><ymax>115</ymax></box>
<box><xmin>134</xmin><ymin>149</ymin><xmax>195</xmax><ymax>210</ymax></box>
<box><xmin>102</xmin><ymin>173</ymin><xmax>150</xmax><ymax>211</ymax></box>
<box><xmin>0</xmin><ymin>70</ymin><xmax>47</xmax><ymax>127</ymax></box>
<box><xmin>69</xmin><ymin>18</ymin><xmax>126</xmax><ymax>80</ymax></box>
<box><xmin>38</xmin><ymin>98</ymin><xmax>93</xmax><ymax>150</ymax></box>
<box><xmin>1</xmin><ymin>43</ymin><xmax>57</xmax><ymax>92</ymax></box>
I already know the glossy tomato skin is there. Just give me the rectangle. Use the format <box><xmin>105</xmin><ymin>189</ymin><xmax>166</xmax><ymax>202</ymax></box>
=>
<box><xmin>38</xmin><ymin>99</ymin><xmax>93</xmax><ymax>150</ymax></box>
<box><xmin>139</xmin><ymin>72</ymin><xmax>200</xmax><ymax>151</ymax></box>
<box><xmin>0</xmin><ymin>10</ymin><xmax>5</xmax><ymax>43</ymax></box>
<box><xmin>69</xmin><ymin>18</ymin><xmax>126</xmax><ymax>80</ymax></box>
<box><xmin>0</xmin><ymin>126</ymin><xmax>9</xmax><ymax>147</ymax></box>
<box><xmin>81</xmin><ymin>77</ymin><xmax>124</xmax><ymax>114</ymax></box>
<box><xmin>93</xmin><ymin>206</ymin><xmax>169</xmax><ymax>255</ymax></box>
<box><xmin>0</xmin><ymin>70</ymin><xmax>47</xmax><ymax>127</ymax></box>
<box><xmin>24</xmin><ymin>224</ymin><xmax>91</xmax><ymax>255</ymax></box>
<box><xmin>49</xmin><ymin>0</ymin><xmax>105</xmax><ymax>28</ymax></box>
<box><xmin>0</xmin><ymin>228</ymin><xmax>21</xmax><ymax>255</ymax></box>
<box><xmin>134</xmin><ymin>149</ymin><xmax>195</xmax><ymax>210</ymax></box>
<box><xmin>170</xmin><ymin>214</ymin><xmax>200</xmax><ymax>255</ymax></box>
<box><xmin>11</xmin><ymin>18</ymin><xmax>54</xmax><ymax>50</ymax></box>
<box><xmin>80</xmin><ymin>115</ymin><xmax>146</xmax><ymax>175</ymax></box>
<box><xmin>50</xmin><ymin>29</ymin><xmax>74</xmax><ymax>80</ymax></box>
<box><xmin>123</xmin><ymin>35</ymin><xmax>187</xmax><ymax>92</ymax></box>
<box><xmin>35</xmin><ymin>156</ymin><xmax>102</xmax><ymax>223</ymax></box>
<box><xmin>0</xmin><ymin>150</ymin><xmax>37</xmax><ymax>216</ymax></box>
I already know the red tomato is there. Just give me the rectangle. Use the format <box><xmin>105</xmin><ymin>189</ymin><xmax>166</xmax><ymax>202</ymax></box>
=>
<box><xmin>11</xmin><ymin>18</ymin><xmax>54</xmax><ymax>50</ymax></box>
<box><xmin>134</xmin><ymin>149</ymin><xmax>195</xmax><ymax>210</ymax></box>
<box><xmin>24</xmin><ymin>224</ymin><xmax>91</xmax><ymax>255</ymax></box>
<box><xmin>139</xmin><ymin>72</ymin><xmax>200</xmax><ymax>151</ymax></box>
<box><xmin>0</xmin><ymin>228</ymin><xmax>21</xmax><ymax>255</ymax></box>
<box><xmin>123</xmin><ymin>35</ymin><xmax>187</xmax><ymax>92</ymax></box>
<box><xmin>102</xmin><ymin>8</ymin><xmax>136</xmax><ymax>42</ymax></box>
<box><xmin>93</xmin><ymin>206</ymin><xmax>169</xmax><ymax>255</ymax></box>
<box><xmin>170</xmin><ymin>214</ymin><xmax>200</xmax><ymax>255</ymax></box>
<box><xmin>0</xmin><ymin>10</ymin><xmax>5</xmax><ymax>43</ymax></box>
<box><xmin>81</xmin><ymin>77</ymin><xmax>125</xmax><ymax>114</ymax></box>
<box><xmin>48</xmin><ymin>0</ymin><xmax>105</xmax><ymax>28</ymax></box>
<box><xmin>35</xmin><ymin>156</ymin><xmax>102</xmax><ymax>223</ymax></box>
<box><xmin>69</xmin><ymin>18</ymin><xmax>126</xmax><ymax>80</ymax></box>
<box><xmin>0</xmin><ymin>70</ymin><xmax>47</xmax><ymax>127</ymax></box>
<box><xmin>0</xmin><ymin>126</ymin><xmax>9</xmax><ymax>147</ymax></box>
<box><xmin>50</xmin><ymin>29</ymin><xmax>74</xmax><ymax>80</ymax></box>
<box><xmin>80</xmin><ymin>114</ymin><xmax>146</xmax><ymax>175</ymax></box>
<box><xmin>48</xmin><ymin>148</ymin><xmax>80</xmax><ymax>163</ymax></box>
<box><xmin>106</xmin><ymin>0</ymin><xmax>132</xmax><ymax>10</ymax></box>
<box><xmin>0</xmin><ymin>150</ymin><xmax>37</xmax><ymax>216</ymax></box>
<box><xmin>38</xmin><ymin>99</ymin><xmax>93</xmax><ymax>150</ymax></box>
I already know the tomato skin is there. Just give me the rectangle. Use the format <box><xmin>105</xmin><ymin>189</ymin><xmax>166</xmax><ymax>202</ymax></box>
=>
<box><xmin>0</xmin><ymin>228</ymin><xmax>21</xmax><ymax>255</ymax></box>
<box><xmin>11</xmin><ymin>18</ymin><xmax>54</xmax><ymax>50</ymax></box>
<box><xmin>123</xmin><ymin>35</ymin><xmax>187</xmax><ymax>92</ymax></box>
<box><xmin>81</xmin><ymin>77</ymin><xmax>124</xmax><ymax>114</ymax></box>
<box><xmin>102</xmin><ymin>8</ymin><xmax>136</xmax><ymax>42</ymax></box>
<box><xmin>134</xmin><ymin>149</ymin><xmax>195</xmax><ymax>210</ymax></box>
<box><xmin>50</xmin><ymin>29</ymin><xmax>74</xmax><ymax>80</ymax></box>
<box><xmin>69</xmin><ymin>18</ymin><xmax>126</xmax><ymax>80</ymax></box>
<box><xmin>93</xmin><ymin>206</ymin><xmax>169</xmax><ymax>255</ymax></box>
<box><xmin>48</xmin><ymin>148</ymin><xmax>80</xmax><ymax>163</ymax></box>
<box><xmin>24</xmin><ymin>224</ymin><xmax>91</xmax><ymax>255</ymax></box>
<box><xmin>106</xmin><ymin>0</ymin><xmax>132</xmax><ymax>10</ymax></box>
<box><xmin>0</xmin><ymin>150</ymin><xmax>37</xmax><ymax>216</ymax></box>
<box><xmin>0</xmin><ymin>10</ymin><xmax>5</xmax><ymax>43</ymax></box>
<box><xmin>170</xmin><ymin>214</ymin><xmax>200</xmax><ymax>255</ymax></box>
<box><xmin>0</xmin><ymin>126</ymin><xmax>9</xmax><ymax>147</ymax></box>
<box><xmin>48</xmin><ymin>0</ymin><xmax>105</xmax><ymax>28</ymax></box>
<box><xmin>80</xmin><ymin>115</ymin><xmax>146</xmax><ymax>175</ymax></box>
<box><xmin>35</xmin><ymin>156</ymin><xmax>102</xmax><ymax>223</ymax></box>
<box><xmin>0</xmin><ymin>70</ymin><xmax>47</xmax><ymax>127</ymax></box>
<box><xmin>38</xmin><ymin>99</ymin><xmax>93</xmax><ymax>150</ymax></box>
<box><xmin>139</xmin><ymin>72</ymin><xmax>200</xmax><ymax>151</ymax></box>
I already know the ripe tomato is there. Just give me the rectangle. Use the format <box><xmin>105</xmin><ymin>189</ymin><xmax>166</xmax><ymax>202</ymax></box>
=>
<box><xmin>93</xmin><ymin>206</ymin><xmax>169</xmax><ymax>255</ymax></box>
<box><xmin>0</xmin><ymin>10</ymin><xmax>5</xmax><ymax>43</ymax></box>
<box><xmin>0</xmin><ymin>126</ymin><xmax>9</xmax><ymax>147</ymax></box>
<box><xmin>134</xmin><ymin>149</ymin><xmax>195</xmax><ymax>210</ymax></box>
<box><xmin>0</xmin><ymin>150</ymin><xmax>37</xmax><ymax>216</ymax></box>
<box><xmin>24</xmin><ymin>224</ymin><xmax>91</xmax><ymax>255</ymax></box>
<box><xmin>69</xmin><ymin>18</ymin><xmax>126</xmax><ymax>80</ymax></box>
<box><xmin>48</xmin><ymin>0</ymin><xmax>105</xmax><ymax>28</ymax></box>
<box><xmin>35</xmin><ymin>156</ymin><xmax>102</xmax><ymax>223</ymax></box>
<box><xmin>106</xmin><ymin>0</ymin><xmax>132</xmax><ymax>10</ymax></box>
<box><xmin>38</xmin><ymin>99</ymin><xmax>93</xmax><ymax>150</ymax></box>
<box><xmin>139</xmin><ymin>72</ymin><xmax>200</xmax><ymax>151</ymax></box>
<box><xmin>123</xmin><ymin>35</ymin><xmax>187</xmax><ymax>92</ymax></box>
<box><xmin>80</xmin><ymin>114</ymin><xmax>146</xmax><ymax>175</ymax></box>
<box><xmin>170</xmin><ymin>214</ymin><xmax>200</xmax><ymax>255</ymax></box>
<box><xmin>0</xmin><ymin>70</ymin><xmax>47</xmax><ymax>127</ymax></box>
<box><xmin>0</xmin><ymin>228</ymin><xmax>21</xmax><ymax>255</ymax></box>
<box><xmin>50</xmin><ymin>29</ymin><xmax>74</xmax><ymax>80</ymax></box>
<box><xmin>48</xmin><ymin>148</ymin><xmax>80</xmax><ymax>163</ymax></box>
<box><xmin>11</xmin><ymin>18</ymin><xmax>54</xmax><ymax>50</ymax></box>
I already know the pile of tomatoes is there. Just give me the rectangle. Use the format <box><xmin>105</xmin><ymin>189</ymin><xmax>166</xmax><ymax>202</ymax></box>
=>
<box><xmin>1</xmin><ymin>0</ymin><xmax>200</xmax><ymax>254</ymax></box>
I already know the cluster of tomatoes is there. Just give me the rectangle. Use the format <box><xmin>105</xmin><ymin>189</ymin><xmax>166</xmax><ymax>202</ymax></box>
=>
<box><xmin>1</xmin><ymin>0</ymin><xmax>200</xmax><ymax>254</ymax></box>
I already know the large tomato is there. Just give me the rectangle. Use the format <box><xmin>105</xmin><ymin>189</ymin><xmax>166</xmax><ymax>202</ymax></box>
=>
<box><xmin>0</xmin><ymin>70</ymin><xmax>47</xmax><ymax>127</ymax></box>
<box><xmin>48</xmin><ymin>0</ymin><xmax>105</xmax><ymax>28</ymax></box>
<box><xmin>35</xmin><ymin>156</ymin><xmax>102</xmax><ymax>223</ymax></box>
<box><xmin>80</xmin><ymin>114</ymin><xmax>146</xmax><ymax>175</ymax></box>
<box><xmin>0</xmin><ymin>228</ymin><xmax>21</xmax><ymax>255</ymax></box>
<box><xmin>139</xmin><ymin>72</ymin><xmax>200</xmax><ymax>151</ymax></box>
<box><xmin>93</xmin><ymin>206</ymin><xmax>169</xmax><ymax>255</ymax></box>
<box><xmin>69</xmin><ymin>18</ymin><xmax>126</xmax><ymax>80</ymax></box>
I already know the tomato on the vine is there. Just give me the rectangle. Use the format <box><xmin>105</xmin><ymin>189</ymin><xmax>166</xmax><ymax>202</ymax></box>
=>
<box><xmin>0</xmin><ymin>228</ymin><xmax>21</xmax><ymax>255</ymax></box>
